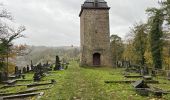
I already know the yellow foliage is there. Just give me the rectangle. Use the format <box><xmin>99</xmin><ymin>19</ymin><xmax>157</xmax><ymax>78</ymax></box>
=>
<box><xmin>144</xmin><ymin>51</ymin><xmax>153</xmax><ymax>66</ymax></box>
<box><xmin>8</xmin><ymin>62</ymin><xmax>15</xmax><ymax>74</ymax></box>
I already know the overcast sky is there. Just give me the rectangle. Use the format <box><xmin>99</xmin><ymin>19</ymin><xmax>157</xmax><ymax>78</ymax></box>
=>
<box><xmin>0</xmin><ymin>0</ymin><xmax>159</xmax><ymax>46</ymax></box>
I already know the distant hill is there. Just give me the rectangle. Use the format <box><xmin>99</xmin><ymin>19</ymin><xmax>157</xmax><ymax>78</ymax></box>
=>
<box><xmin>16</xmin><ymin>46</ymin><xmax>80</xmax><ymax>69</ymax></box>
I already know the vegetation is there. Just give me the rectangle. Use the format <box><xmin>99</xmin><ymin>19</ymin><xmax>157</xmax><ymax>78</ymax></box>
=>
<box><xmin>147</xmin><ymin>8</ymin><xmax>164</xmax><ymax>69</ymax></box>
<box><xmin>121</xmin><ymin>0</ymin><xmax>170</xmax><ymax>70</ymax></box>
<box><xmin>110</xmin><ymin>34</ymin><xmax>124</xmax><ymax>66</ymax></box>
<box><xmin>0</xmin><ymin>5</ymin><xmax>26</xmax><ymax>73</ymax></box>
<box><xmin>1</xmin><ymin>62</ymin><xmax>170</xmax><ymax>99</ymax></box>
<box><xmin>132</xmin><ymin>23</ymin><xmax>148</xmax><ymax>65</ymax></box>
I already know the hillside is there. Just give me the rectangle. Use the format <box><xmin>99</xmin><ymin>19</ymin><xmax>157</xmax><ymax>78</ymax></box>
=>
<box><xmin>16</xmin><ymin>46</ymin><xmax>80</xmax><ymax>69</ymax></box>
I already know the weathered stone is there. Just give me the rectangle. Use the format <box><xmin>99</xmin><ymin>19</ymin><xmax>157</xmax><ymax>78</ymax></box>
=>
<box><xmin>22</xmin><ymin>67</ymin><xmax>27</xmax><ymax>74</ymax></box>
<box><xmin>0</xmin><ymin>72</ymin><xmax>8</xmax><ymax>82</ymax></box>
<box><xmin>54</xmin><ymin>56</ymin><xmax>62</xmax><ymax>70</ymax></box>
<box><xmin>33</xmin><ymin>72</ymin><xmax>41</xmax><ymax>82</ymax></box>
<box><xmin>124</xmin><ymin>75</ymin><xmax>143</xmax><ymax>78</ymax></box>
<box><xmin>14</xmin><ymin>66</ymin><xmax>19</xmax><ymax>75</ymax></box>
<box><xmin>1</xmin><ymin>92</ymin><xmax>43</xmax><ymax>100</ymax></box>
<box><xmin>151</xmin><ymin>70</ymin><xmax>156</xmax><ymax>77</ymax></box>
<box><xmin>27</xmin><ymin>82</ymin><xmax>53</xmax><ymax>87</ymax></box>
<box><xmin>79</xmin><ymin>0</ymin><xmax>112</xmax><ymax>67</ymax></box>
<box><xmin>132</xmin><ymin>80</ymin><xmax>149</xmax><ymax>88</ymax></box>
<box><xmin>105</xmin><ymin>80</ymin><xmax>135</xmax><ymax>84</ymax></box>
<box><xmin>143</xmin><ymin>76</ymin><xmax>152</xmax><ymax>81</ymax></box>
<box><xmin>27</xmin><ymin>65</ymin><xmax>30</xmax><ymax>72</ymax></box>
<box><xmin>135</xmin><ymin>88</ymin><xmax>149</xmax><ymax>96</ymax></box>
<box><xmin>31</xmin><ymin>60</ymin><xmax>34</xmax><ymax>71</ymax></box>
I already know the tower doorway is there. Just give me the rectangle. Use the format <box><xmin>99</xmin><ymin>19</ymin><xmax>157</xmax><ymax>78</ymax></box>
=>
<box><xmin>93</xmin><ymin>53</ymin><xmax>101</xmax><ymax>66</ymax></box>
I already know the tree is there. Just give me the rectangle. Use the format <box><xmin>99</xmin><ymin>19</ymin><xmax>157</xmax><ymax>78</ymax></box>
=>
<box><xmin>147</xmin><ymin>8</ymin><xmax>164</xmax><ymax>69</ymax></box>
<box><xmin>0</xmin><ymin>5</ymin><xmax>26</xmax><ymax>73</ymax></box>
<box><xmin>160</xmin><ymin>0</ymin><xmax>170</xmax><ymax>24</ymax></box>
<box><xmin>132</xmin><ymin>23</ymin><xmax>148</xmax><ymax>65</ymax></box>
<box><xmin>110</xmin><ymin>34</ymin><xmax>124</xmax><ymax>65</ymax></box>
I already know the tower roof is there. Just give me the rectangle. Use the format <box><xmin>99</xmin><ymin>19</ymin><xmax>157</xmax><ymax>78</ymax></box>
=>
<box><xmin>79</xmin><ymin>0</ymin><xmax>110</xmax><ymax>16</ymax></box>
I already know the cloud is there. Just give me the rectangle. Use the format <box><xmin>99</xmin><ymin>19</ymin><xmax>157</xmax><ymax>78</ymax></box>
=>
<box><xmin>0</xmin><ymin>0</ymin><xmax>159</xmax><ymax>46</ymax></box>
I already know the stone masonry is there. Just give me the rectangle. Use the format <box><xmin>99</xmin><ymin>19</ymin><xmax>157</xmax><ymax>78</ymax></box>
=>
<box><xmin>79</xmin><ymin>0</ymin><xmax>112</xmax><ymax>67</ymax></box>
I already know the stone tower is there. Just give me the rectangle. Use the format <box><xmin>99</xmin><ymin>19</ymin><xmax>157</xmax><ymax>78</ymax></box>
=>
<box><xmin>79</xmin><ymin>0</ymin><xmax>112</xmax><ymax>67</ymax></box>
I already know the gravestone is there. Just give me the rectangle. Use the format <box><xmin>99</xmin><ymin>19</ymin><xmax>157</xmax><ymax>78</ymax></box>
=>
<box><xmin>151</xmin><ymin>70</ymin><xmax>156</xmax><ymax>77</ymax></box>
<box><xmin>0</xmin><ymin>72</ymin><xmax>2</xmax><ymax>82</ymax></box>
<box><xmin>33</xmin><ymin>72</ymin><xmax>41</xmax><ymax>81</ymax></box>
<box><xmin>132</xmin><ymin>80</ymin><xmax>149</xmax><ymax>88</ymax></box>
<box><xmin>15</xmin><ymin>66</ymin><xmax>19</xmax><ymax>75</ymax></box>
<box><xmin>31</xmin><ymin>60</ymin><xmax>34</xmax><ymax>71</ymax></box>
<box><xmin>132</xmin><ymin>80</ymin><xmax>150</xmax><ymax>96</ymax></box>
<box><xmin>0</xmin><ymin>72</ymin><xmax>8</xmax><ymax>82</ymax></box>
<box><xmin>22</xmin><ymin>67</ymin><xmax>27</xmax><ymax>74</ymax></box>
<box><xmin>18</xmin><ymin>70</ymin><xmax>22</xmax><ymax>78</ymax></box>
<box><xmin>141</xmin><ymin>66</ymin><xmax>149</xmax><ymax>76</ymax></box>
<box><xmin>54</xmin><ymin>56</ymin><xmax>61</xmax><ymax>70</ymax></box>
<box><xmin>33</xmin><ymin>63</ymin><xmax>45</xmax><ymax>81</ymax></box>
<box><xmin>27</xmin><ymin>65</ymin><xmax>30</xmax><ymax>72</ymax></box>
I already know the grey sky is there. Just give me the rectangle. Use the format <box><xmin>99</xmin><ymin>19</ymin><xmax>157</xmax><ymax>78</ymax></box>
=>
<box><xmin>0</xmin><ymin>0</ymin><xmax>159</xmax><ymax>46</ymax></box>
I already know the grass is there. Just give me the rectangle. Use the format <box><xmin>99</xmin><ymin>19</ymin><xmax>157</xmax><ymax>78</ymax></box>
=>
<box><xmin>1</xmin><ymin>61</ymin><xmax>170</xmax><ymax>100</ymax></box>
<box><xmin>41</xmin><ymin>61</ymin><xmax>170</xmax><ymax>100</ymax></box>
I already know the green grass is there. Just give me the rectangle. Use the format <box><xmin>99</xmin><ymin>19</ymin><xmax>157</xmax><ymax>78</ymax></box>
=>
<box><xmin>41</xmin><ymin>62</ymin><xmax>170</xmax><ymax>100</ymax></box>
<box><xmin>1</xmin><ymin>61</ymin><xmax>170</xmax><ymax>100</ymax></box>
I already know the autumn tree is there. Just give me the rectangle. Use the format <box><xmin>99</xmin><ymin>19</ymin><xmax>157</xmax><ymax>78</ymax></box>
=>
<box><xmin>132</xmin><ymin>23</ymin><xmax>148</xmax><ymax>66</ymax></box>
<box><xmin>0</xmin><ymin>5</ymin><xmax>26</xmax><ymax>73</ymax></box>
<box><xmin>110</xmin><ymin>34</ymin><xmax>124</xmax><ymax>65</ymax></box>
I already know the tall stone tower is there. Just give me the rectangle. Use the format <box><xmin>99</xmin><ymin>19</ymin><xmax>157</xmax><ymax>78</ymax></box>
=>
<box><xmin>79</xmin><ymin>0</ymin><xmax>112</xmax><ymax>67</ymax></box>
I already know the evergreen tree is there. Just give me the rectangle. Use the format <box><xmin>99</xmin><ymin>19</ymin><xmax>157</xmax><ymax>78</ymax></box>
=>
<box><xmin>147</xmin><ymin>8</ymin><xmax>164</xmax><ymax>69</ymax></box>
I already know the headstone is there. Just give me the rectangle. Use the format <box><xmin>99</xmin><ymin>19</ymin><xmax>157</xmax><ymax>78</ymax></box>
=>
<box><xmin>144</xmin><ymin>66</ymin><xmax>149</xmax><ymax>75</ymax></box>
<box><xmin>0</xmin><ymin>72</ymin><xmax>2</xmax><ymax>82</ymax></box>
<box><xmin>141</xmin><ymin>68</ymin><xmax>144</xmax><ymax>75</ymax></box>
<box><xmin>31</xmin><ymin>60</ymin><xmax>34</xmax><ymax>71</ymax></box>
<box><xmin>15</xmin><ymin>70</ymin><xmax>22</xmax><ymax>78</ymax></box>
<box><xmin>33</xmin><ymin>63</ymin><xmax>45</xmax><ymax>81</ymax></box>
<box><xmin>0</xmin><ymin>72</ymin><xmax>8</xmax><ymax>82</ymax></box>
<box><xmin>132</xmin><ymin>80</ymin><xmax>149</xmax><ymax>88</ymax></box>
<box><xmin>33</xmin><ymin>72</ymin><xmax>41</xmax><ymax>81</ymax></box>
<box><xmin>23</xmin><ymin>67</ymin><xmax>27</xmax><ymax>74</ymax></box>
<box><xmin>54</xmin><ymin>56</ymin><xmax>61</xmax><ymax>70</ymax></box>
<box><xmin>132</xmin><ymin>80</ymin><xmax>150</xmax><ymax>96</ymax></box>
<box><xmin>27</xmin><ymin>65</ymin><xmax>30</xmax><ymax>72</ymax></box>
<box><xmin>141</xmin><ymin>66</ymin><xmax>149</xmax><ymax>76</ymax></box>
<box><xmin>151</xmin><ymin>70</ymin><xmax>156</xmax><ymax>77</ymax></box>
<box><xmin>15</xmin><ymin>66</ymin><xmax>19</xmax><ymax>75</ymax></box>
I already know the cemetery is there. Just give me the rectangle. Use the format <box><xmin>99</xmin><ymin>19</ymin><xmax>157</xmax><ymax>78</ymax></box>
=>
<box><xmin>0</xmin><ymin>60</ymin><xmax>170</xmax><ymax>99</ymax></box>
<box><xmin>0</xmin><ymin>0</ymin><xmax>170</xmax><ymax>99</ymax></box>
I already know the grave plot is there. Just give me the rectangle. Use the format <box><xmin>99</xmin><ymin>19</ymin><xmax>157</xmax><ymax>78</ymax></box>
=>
<box><xmin>104</xmin><ymin>63</ymin><xmax>170</xmax><ymax>99</ymax></box>
<box><xmin>0</xmin><ymin>62</ymin><xmax>56</xmax><ymax>100</ymax></box>
<box><xmin>132</xmin><ymin>80</ymin><xmax>170</xmax><ymax>98</ymax></box>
